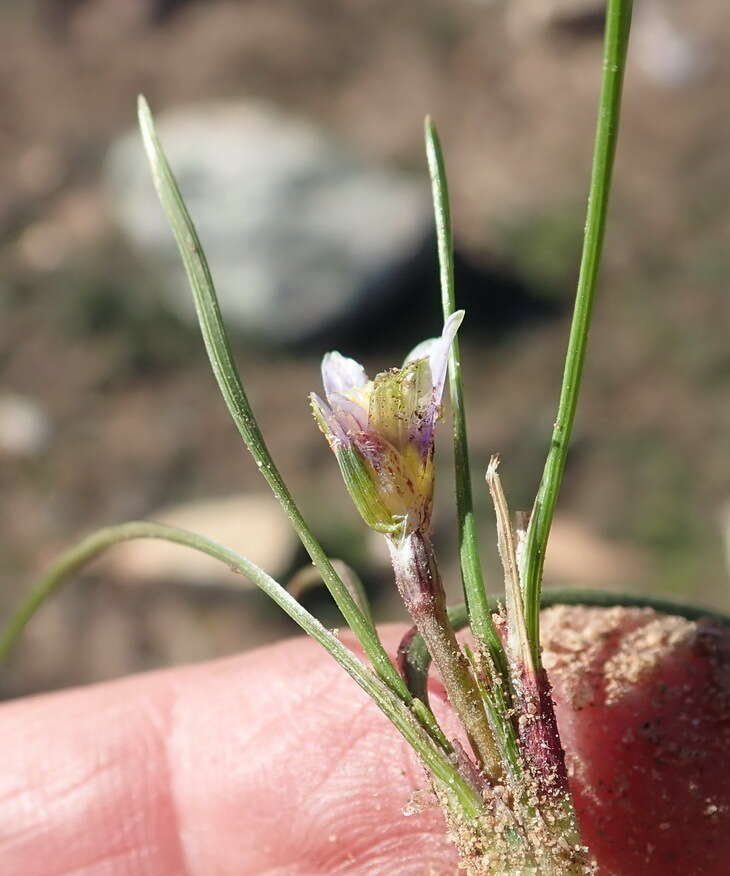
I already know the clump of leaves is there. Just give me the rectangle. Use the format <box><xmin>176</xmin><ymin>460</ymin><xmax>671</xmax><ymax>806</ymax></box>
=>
<box><xmin>0</xmin><ymin>3</ymin><xmax>649</xmax><ymax>872</ymax></box>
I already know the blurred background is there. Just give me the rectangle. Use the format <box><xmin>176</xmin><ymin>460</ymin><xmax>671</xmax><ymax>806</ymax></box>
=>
<box><xmin>1</xmin><ymin>0</ymin><xmax>729</xmax><ymax>699</ymax></box>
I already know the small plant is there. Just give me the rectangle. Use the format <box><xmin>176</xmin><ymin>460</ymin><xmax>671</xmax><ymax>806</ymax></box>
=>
<box><xmin>7</xmin><ymin>2</ymin><xmax>728</xmax><ymax>872</ymax></box>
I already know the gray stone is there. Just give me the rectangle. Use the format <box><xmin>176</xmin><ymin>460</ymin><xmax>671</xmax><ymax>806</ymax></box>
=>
<box><xmin>503</xmin><ymin>0</ymin><xmax>707</xmax><ymax>87</ymax></box>
<box><xmin>502</xmin><ymin>0</ymin><xmax>604</xmax><ymax>37</ymax></box>
<box><xmin>0</xmin><ymin>394</ymin><xmax>52</xmax><ymax>458</ymax></box>
<box><xmin>105</xmin><ymin>492</ymin><xmax>297</xmax><ymax>588</ymax></box>
<box><xmin>104</xmin><ymin>101</ymin><xmax>431</xmax><ymax>346</ymax></box>
<box><xmin>632</xmin><ymin>0</ymin><xmax>707</xmax><ymax>88</ymax></box>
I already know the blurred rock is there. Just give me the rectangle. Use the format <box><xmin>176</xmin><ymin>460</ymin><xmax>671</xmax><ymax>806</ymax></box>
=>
<box><xmin>40</xmin><ymin>0</ymin><xmax>199</xmax><ymax>36</ymax></box>
<box><xmin>504</xmin><ymin>0</ymin><xmax>604</xmax><ymax>38</ymax></box>
<box><xmin>15</xmin><ymin>187</ymin><xmax>109</xmax><ymax>272</ymax></box>
<box><xmin>544</xmin><ymin>515</ymin><xmax>650</xmax><ymax>586</ymax></box>
<box><xmin>504</xmin><ymin>0</ymin><xmax>706</xmax><ymax>89</ymax></box>
<box><xmin>632</xmin><ymin>0</ymin><xmax>707</xmax><ymax>88</ymax></box>
<box><xmin>79</xmin><ymin>592</ymin><xmax>140</xmax><ymax>682</ymax></box>
<box><xmin>368</xmin><ymin>512</ymin><xmax>648</xmax><ymax>601</ymax></box>
<box><xmin>16</xmin><ymin>144</ymin><xmax>65</xmax><ymax>198</ymax></box>
<box><xmin>0</xmin><ymin>394</ymin><xmax>52</xmax><ymax>459</ymax></box>
<box><xmin>15</xmin><ymin>221</ymin><xmax>68</xmax><ymax>273</ymax></box>
<box><xmin>106</xmin><ymin>492</ymin><xmax>297</xmax><ymax>586</ymax></box>
<box><xmin>142</xmin><ymin>589</ymin><xmax>289</xmax><ymax>666</ymax></box>
<box><xmin>104</xmin><ymin>100</ymin><xmax>432</xmax><ymax>347</ymax></box>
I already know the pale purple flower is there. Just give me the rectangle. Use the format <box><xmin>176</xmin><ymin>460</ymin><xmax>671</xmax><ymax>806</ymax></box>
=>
<box><xmin>310</xmin><ymin>311</ymin><xmax>464</xmax><ymax>535</ymax></box>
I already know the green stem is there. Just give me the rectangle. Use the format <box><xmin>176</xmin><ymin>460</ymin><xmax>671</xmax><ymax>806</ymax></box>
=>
<box><xmin>388</xmin><ymin>530</ymin><xmax>502</xmax><ymax>779</ymax></box>
<box><xmin>137</xmin><ymin>97</ymin><xmax>410</xmax><ymax>706</ymax></box>
<box><xmin>522</xmin><ymin>0</ymin><xmax>634</xmax><ymax>666</ymax></box>
<box><xmin>399</xmin><ymin>603</ymin><xmax>470</xmax><ymax>706</ymax></box>
<box><xmin>0</xmin><ymin>522</ymin><xmax>483</xmax><ymax>815</ymax></box>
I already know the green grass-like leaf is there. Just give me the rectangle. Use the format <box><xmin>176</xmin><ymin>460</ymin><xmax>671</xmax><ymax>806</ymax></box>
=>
<box><xmin>424</xmin><ymin>118</ymin><xmax>522</xmax><ymax>777</ymax></box>
<box><xmin>424</xmin><ymin>117</ymin><xmax>500</xmax><ymax>654</ymax></box>
<box><xmin>137</xmin><ymin>96</ymin><xmax>413</xmax><ymax>706</ymax></box>
<box><xmin>0</xmin><ymin>521</ymin><xmax>481</xmax><ymax>815</ymax></box>
<box><xmin>521</xmin><ymin>0</ymin><xmax>634</xmax><ymax>666</ymax></box>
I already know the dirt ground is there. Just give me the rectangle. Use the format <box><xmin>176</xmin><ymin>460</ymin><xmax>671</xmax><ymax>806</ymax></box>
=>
<box><xmin>1</xmin><ymin>0</ymin><xmax>729</xmax><ymax>697</ymax></box>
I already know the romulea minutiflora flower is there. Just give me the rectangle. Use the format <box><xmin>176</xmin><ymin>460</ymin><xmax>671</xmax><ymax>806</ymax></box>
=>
<box><xmin>310</xmin><ymin>311</ymin><xmax>463</xmax><ymax>539</ymax></box>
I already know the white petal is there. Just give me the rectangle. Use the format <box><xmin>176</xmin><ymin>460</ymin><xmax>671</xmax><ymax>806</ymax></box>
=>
<box><xmin>403</xmin><ymin>337</ymin><xmax>436</xmax><ymax>367</ymax></box>
<box><xmin>310</xmin><ymin>393</ymin><xmax>346</xmax><ymax>443</ymax></box>
<box><xmin>321</xmin><ymin>352</ymin><xmax>369</xmax><ymax>404</ymax></box>
<box><xmin>328</xmin><ymin>392</ymin><xmax>369</xmax><ymax>431</ymax></box>
<box><xmin>402</xmin><ymin>310</ymin><xmax>464</xmax><ymax>405</ymax></box>
<box><xmin>368</xmin><ymin>357</ymin><xmax>432</xmax><ymax>454</ymax></box>
<box><xmin>428</xmin><ymin>310</ymin><xmax>464</xmax><ymax>405</ymax></box>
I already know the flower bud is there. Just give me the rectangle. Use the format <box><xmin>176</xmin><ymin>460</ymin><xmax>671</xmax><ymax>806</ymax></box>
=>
<box><xmin>310</xmin><ymin>311</ymin><xmax>463</xmax><ymax>537</ymax></box>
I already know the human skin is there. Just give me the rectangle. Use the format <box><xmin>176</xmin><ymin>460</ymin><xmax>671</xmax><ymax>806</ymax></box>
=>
<box><xmin>0</xmin><ymin>609</ymin><xmax>728</xmax><ymax>875</ymax></box>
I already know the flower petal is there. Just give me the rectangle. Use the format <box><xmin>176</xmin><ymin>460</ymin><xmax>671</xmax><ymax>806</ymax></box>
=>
<box><xmin>321</xmin><ymin>352</ymin><xmax>369</xmax><ymax>405</ymax></box>
<box><xmin>403</xmin><ymin>338</ymin><xmax>435</xmax><ymax>367</ymax></box>
<box><xmin>310</xmin><ymin>393</ymin><xmax>347</xmax><ymax>446</ymax></box>
<box><xmin>402</xmin><ymin>310</ymin><xmax>464</xmax><ymax>406</ymax></box>
<box><xmin>328</xmin><ymin>391</ymin><xmax>370</xmax><ymax>431</ymax></box>
<box><xmin>368</xmin><ymin>358</ymin><xmax>433</xmax><ymax>454</ymax></box>
<box><xmin>396</xmin><ymin>311</ymin><xmax>465</xmax><ymax>455</ymax></box>
<box><xmin>427</xmin><ymin>310</ymin><xmax>464</xmax><ymax>405</ymax></box>
<box><xmin>352</xmin><ymin>430</ymin><xmax>432</xmax><ymax>532</ymax></box>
